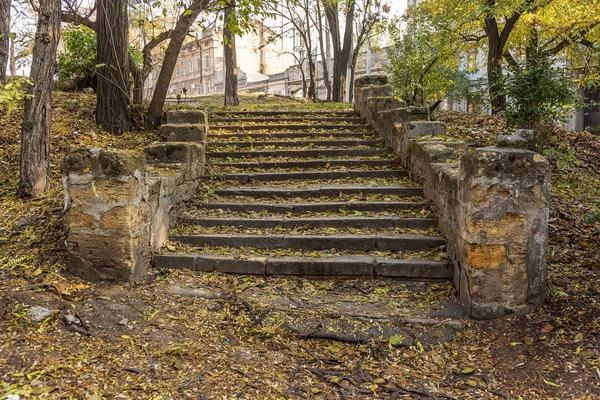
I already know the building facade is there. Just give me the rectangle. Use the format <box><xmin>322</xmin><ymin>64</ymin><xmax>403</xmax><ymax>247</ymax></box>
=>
<box><xmin>143</xmin><ymin>26</ymin><xmax>295</xmax><ymax>100</ymax></box>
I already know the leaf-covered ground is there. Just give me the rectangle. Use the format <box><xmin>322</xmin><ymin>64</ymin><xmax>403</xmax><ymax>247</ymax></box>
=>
<box><xmin>0</xmin><ymin>96</ymin><xmax>599</xmax><ymax>399</ymax></box>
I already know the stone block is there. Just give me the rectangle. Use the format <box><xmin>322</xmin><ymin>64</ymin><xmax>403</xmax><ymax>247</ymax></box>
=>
<box><xmin>66</xmin><ymin>229</ymin><xmax>150</xmax><ymax>282</ymax></box>
<box><xmin>455</xmin><ymin>147</ymin><xmax>551</xmax><ymax>317</ymax></box>
<box><xmin>365</xmin><ymin>97</ymin><xmax>403</xmax><ymax>126</ymax></box>
<box><xmin>166</xmin><ymin>110</ymin><xmax>207</xmax><ymax>125</ymax></box>
<box><xmin>355</xmin><ymin>85</ymin><xmax>393</xmax><ymax>116</ymax></box>
<box><xmin>497</xmin><ymin>129</ymin><xmax>535</xmax><ymax>150</ymax></box>
<box><xmin>393</xmin><ymin>121</ymin><xmax>447</xmax><ymax>166</ymax></box>
<box><xmin>63</xmin><ymin>148</ymin><xmax>146</xmax><ymax>177</ymax></box>
<box><xmin>159</xmin><ymin>123</ymin><xmax>207</xmax><ymax>143</ymax></box>
<box><xmin>355</xmin><ymin>75</ymin><xmax>388</xmax><ymax>88</ymax></box>
<box><xmin>144</xmin><ymin>142</ymin><xmax>204</xmax><ymax>165</ymax></box>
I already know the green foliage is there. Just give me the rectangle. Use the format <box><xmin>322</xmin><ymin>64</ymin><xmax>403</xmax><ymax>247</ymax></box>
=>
<box><xmin>385</xmin><ymin>11</ymin><xmax>461</xmax><ymax>108</ymax></box>
<box><xmin>502</xmin><ymin>50</ymin><xmax>578</xmax><ymax>146</ymax></box>
<box><xmin>56</xmin><ymin>26</ymin><xmax>97</xmax><ymax>90</ymax></box>
<box><xmin>0</xmin><ymin>78</ymin><xmax>32</xmax><ymax>115</ymax></box>
<box><xmin>211</xmin><ymin>0</ymin><xmax>276</xmax><ymax>37</ymax></box>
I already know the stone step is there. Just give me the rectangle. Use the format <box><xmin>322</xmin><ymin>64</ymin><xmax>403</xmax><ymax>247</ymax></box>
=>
<box><xmin>212</xmin><ymin>117</ymin><xmax>365</xmax><ymax>124</ymax></box>
<box><xmin>180</xmin><ymin>216</ymin><xmax>436</xmax><ymax>230</ymax></box>
<box><xmin>212</xmin><ymin>185</ymin><xmax>423</xmax><ymax>198</ymax></box>
<box><xmin>209</xmin><ymin>139</ymin><xmax>382</xmax><ymax>149</ymax></box>
<box><xmin>169</xmin><ymin>233</ymin><xmax>445</xmax><ymax>252</ymax></box>
<box><xmin>208</xmin><ymin>148</ymin><xmax>388</xmax><ymax>159</ymax></box>
<box><xmin>213</xmin><ymin>169</ymin><xmax>407</xmax><ymax>183</ymax></box>
<box><xmin>154</xmin><ymin>254</ymin><xmax>451</xmax><ymax>279</ymax></box>
<box><xmin>211</xmin><ymin>159</ymin><xmax>394</xmax><ymax>170</ymax></box>
<box><xmin>212</xmin><ymin>124</ymin><xmax>371</xmax><ymax>131</ymax></box>
<box><xmin>196</xmin><ymin>201</ymin><xmax>430</xmax><ymax>214</ymax></box>
<box><xmin>209</xmin><ymin>131</ymin><xmax>371</xmax><ymax>139</ymax></box>
<box><xmin>211</xmin><ymin>110</ymin><xmax>357</xmax><ymax>117</ymax></box>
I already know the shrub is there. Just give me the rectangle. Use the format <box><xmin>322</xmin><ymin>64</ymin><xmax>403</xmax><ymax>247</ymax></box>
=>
<box><xmin>57</xmin><ymin>25</ymin><xmax>97</xmax><ymax>91</ymax></box>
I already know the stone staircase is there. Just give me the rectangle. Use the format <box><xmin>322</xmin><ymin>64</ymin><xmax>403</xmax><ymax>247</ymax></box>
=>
<box><xmin>154</xmin><ymin>109</ymin><xmax>451</xmax><ymax>280</ymax></box>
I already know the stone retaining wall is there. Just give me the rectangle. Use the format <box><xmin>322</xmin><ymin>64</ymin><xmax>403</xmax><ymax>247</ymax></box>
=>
<box><xmin>62</xmin><ymin>111</ymin><xmax>207</xmax><ymax>282</ymax></box>
<box><xmin>355</xmin><ymin>76</ymin><xmax>551</xmax><ymax>319</ymax></box>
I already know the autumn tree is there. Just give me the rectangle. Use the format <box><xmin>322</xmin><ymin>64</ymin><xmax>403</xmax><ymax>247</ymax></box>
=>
<box><xmin>323</xmin><ymin>0</ymin><xmax>354</xmax><ymax>102</ymax></box>
<box><xmin>272</xmin><ymin>0</ymin><xmax>318</xmax><ymax>101</ymax></box>
<box><xmin>17</xmin><ymin>0</ymin><xmax>60</xmax><ymax>197</ymax></box>
<box><xmin>386</xmin><ymin>11</ymin><xmax>462</xmax><ymax>111</ymax></box>
<box><xmin>324</xmin><ymin>0</ymin><xmax>387</xmax><ymax>102</ymax></box>
<box><xmin>415</xmin><ymin>0</ymin><xmax>600</xmax><ymax>114</ymax></box>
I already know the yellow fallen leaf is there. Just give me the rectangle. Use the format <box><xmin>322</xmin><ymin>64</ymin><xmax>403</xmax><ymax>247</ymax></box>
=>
<box><xmin>544</xmin><ymin>379</ymin><xmax>561</xmax><ymax>388</ymax></box>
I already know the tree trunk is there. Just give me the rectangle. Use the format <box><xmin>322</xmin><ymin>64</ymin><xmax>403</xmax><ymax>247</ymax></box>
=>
<box><xmin>316</xmin><ymin>0</ymin><xmax>331</xmax><ymax>101</ymax></box>
<box><xmin>223</xmin><ymin>0</ymin><xmax>239</xmax><ymax>106</ymax></box>
<box><xmin>146</xmin><ymin>0</ymin><xmax>209</xmax><ymax>127</ymax></box>
<box><xmin>325</xmin><ymin>1</ymin><xmax>354</xmax><ymax>102</ymax></box>
<box><xmin>486</xmin><ymin>35</ymin><xmax>505</xmax><ymax>115</ymax></box>
<box><xmin>0</xmin><ymin>0</ymin><xmax>10</xmax><ymax>83</ymax></box>
<box><xmin>17</xmin><ymin>0</ymin><xmax>60</xmax><ymax>198</ymax></box>
<box><xmin>299</xmin><ymin>59</ymin><xmax>307</xmax><ymax>97</ymax></box>
<box><xmin>96</xmin><ymin>0</ymin><xmax>131</xmax><ymax>135</ymax></box>
<box><xmin>130</xmin><ymin>55</ymin><xmax>144</xmax><ymax>125</ymax></box>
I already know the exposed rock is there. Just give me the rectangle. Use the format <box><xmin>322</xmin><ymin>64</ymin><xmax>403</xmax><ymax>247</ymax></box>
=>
<box><xmin>63</xmin><ymin>312</ymin><xmax>81</xmax><ymax>325</ymax></box>
<box><xmin>168</xmin><ymin>285</ymin><xmax>222</xmax><ymax>299</ymax></box>
<box><xmin>27</xmin><ymin>306</ymin><xmax>53</xmax><ymax>323</ymax></box>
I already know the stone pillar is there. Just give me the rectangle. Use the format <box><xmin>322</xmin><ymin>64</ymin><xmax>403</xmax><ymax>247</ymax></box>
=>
<box><xmin>159</xmin><ymin>110</ymin><xmax>208</xmax><ymax>143</ymax></box>
<box><xmin>353</xmin><ymin>75</ymin><xmax>388</xmax><ymax>113</ymax></box>
<box><xmin>62</xmin><ymin>149</ymin><xmax>151</xmax><ymax>282</ymax></box>
<box><xmin>456</xmin><ymin>145</ymin><xmax>551</xmax><ymax>318</ymax></box>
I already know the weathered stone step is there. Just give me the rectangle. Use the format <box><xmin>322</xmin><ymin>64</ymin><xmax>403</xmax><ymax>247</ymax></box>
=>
<box><xmin>209</xmin><ymin>131</ymin><xmax>371</xmax><ymax>139</ymax></box>
<box><xmin>211</xmin><ymin>110</ymin><xmax>357</xmax><ymax>117</ymax></box>
<box><xmin>154</xmin><ymin>254</ymin><xmax>451</xmax><ymax>279</ymax></box>
<box><xmin>214</xmin><ymin>169</ymin><xmax>406</xmax><ymax>183</ymax></box>
<box><xmin>207</xmin><ymin>148</ymin><xmax>387</xmax><ymax>159</ymax></box>
<box><xmin>196</xmin><ymin>201</ymin><xmax>430</xmax><ymax>214</ymax></box>
<box><xmin>213</xmin><ymin>185</ymin><xmax>423</xmax><ymax>198</ymax></box>
<box><xmin>213</xmin><ymin>124</ymin><xmax>370</xmax><ymax>131</ymax></box>
<box><xmin>169</xmin><ymin>233</ymin><xmax>445</xmax><ymax>252</ymax></box>
<box><xmin>209</xmin><ymin>139</ymin><xmax>382</xmax><ymax>148</ymax></box>
<box><xmin>212</xmin><ymin>117</ymin><xmax>365</xmax><ymax>124</ymax></box>
<box><xmin>211</xmin><ymin>159</ymin><xmax>393</xmax><ymax>170</ymax></box>
<box><xmin>180</xmin><ymin>216</ymin><xmax>436</xmax><ymax>230</ymax></box>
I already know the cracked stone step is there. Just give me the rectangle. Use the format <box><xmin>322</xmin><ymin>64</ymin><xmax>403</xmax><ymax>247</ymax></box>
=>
<box><xmin>153</xmin><ymin>254</ymin><xmax>451</xmax><ymax>279</ymax></box>
<box><xmin>179</xmin><ymin>216</ymin><xmax>436</xmax><ymax>230</ymax></box>
<box><xmin>169</xmin><ymin>233</ymin><xmax>445</xmax><ymax>252</ymax></box>
<box><xmin>212</xmin><ymin>185</ymin><xmax>423</xmax><ymax>198</ymax></box>
<box><xmin>212</xmin><ymin>124</ymin><xmax>371</xmax><ymax>131</ymax></box>
<box><xmin>209</xmin><ymin>139</ymin><xmax>383</xmax><ymax>148</ymax></box>
<box><xmin>210</xmin><ymin>159</ymin><xmax>394</xmax><ymax>170</ymax></box>
<box><xmin>212</xmin><ymin>116</ymin><xmax>365</xmax><ymax>123</ymax></box>
<box><xmin>213</xmin><ymin>169</ymin><xmax>407</xmax><ymax>183</ymax></box>
<box><xmin>208</xmin><ymin>131</ymin><xmax>373</xmax><ymax>139</ymax></box>
<box><xmin>196</xmin><ymin>201</ymin><xmax>430</xmax><ymax>214</ymax></box>
<box><xmin>207</xmin><ymin>148</ymin><xmax>388</xmax><ymax>159</ymax></box>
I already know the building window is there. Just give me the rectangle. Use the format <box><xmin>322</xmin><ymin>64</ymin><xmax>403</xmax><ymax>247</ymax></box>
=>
<box><xmin>181</xmin><ymin>61</ymin><xmax>185</xmax><ymax>75</ymax></box>
<box><xmin>205</xmin><ymin>54</ymin><xmax>210</xmax><ymax>69</ymax></box>
<box><xmin>197</xmin><ymin>58</ymin><xmax>201</xmax><ymax>71</ymax></box>
<box><xmin>189</xmin><ymin>59</ymin><xmax>193</xmax><ymax>73</ymax></box>
<box><xmin>206</xmin><ymin>82</ymin><xmax>210</xmax><ymax>94</ymax></box>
